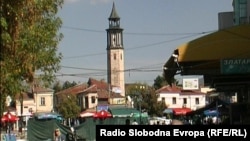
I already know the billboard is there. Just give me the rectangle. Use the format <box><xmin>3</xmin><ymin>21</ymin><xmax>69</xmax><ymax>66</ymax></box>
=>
<box><xmin>183</xmin><ymin>78</ymin><xmax>199</xmax><ymax>90</ymax></box>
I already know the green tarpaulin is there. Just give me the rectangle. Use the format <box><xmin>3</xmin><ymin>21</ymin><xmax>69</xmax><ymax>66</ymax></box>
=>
<box><xmin>27</xmin><ymin>117</ymin><xmax>149</xmax><ymax>141</ymax></box>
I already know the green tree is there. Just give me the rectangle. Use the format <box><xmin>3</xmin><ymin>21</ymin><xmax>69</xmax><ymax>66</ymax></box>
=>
<box><xmin>62</xmin><ymin>81</ymin><xmax>77</xmax><ymax>90</ymax></box>
<box><xmin>153</xmin><ymin>75</ymin><xmax>167</xmax><ymax>90</ymax></box>
<box><xmin>56</xmin><ymin>94</ymin><xmax>80</xmax><ymax>119</ymax></box>
<box><xmin>141</xmin><ymin>87</ymin><xmax>166</xmax><ymax>117</ymax></box>
<box><xmin>52</xmin><ymin>81</ymin><xmax>63</xmax><ymax>93</ymax></box>
<box><xmin>126</xmin><ymin>83</ymin><xmax>166</xmax><ymax>117</ymax></box>
<box><xmin>0</xmin><ymin>0</ymin><xmax>63</xmax><ymax>113</ymax></box>
<box><xmin>153</xmin><ymin>75</ymin><xmax>179</xmax><ymax>90</ymax></box>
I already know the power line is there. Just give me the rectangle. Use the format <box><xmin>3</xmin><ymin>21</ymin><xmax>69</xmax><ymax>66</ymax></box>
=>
<box><xmin>62</xmin><ymin>31</ymin><xmax>212</xmax><ymax>59</ymax></box>
<box><xmin>60</xmin><ymin>62</ymin><xmax>164</xmax><ymax>72</ymax></box>
<box><xmin>58</xmin><ymin>26</ymin><xmax>215</xmax><ymax>82</ymax></box>
<box><xmin>62</xmin><ymin>25</ymin><xmax>214</xmax><ymax>36</ymax></box>
<box><xmin>60</xmin><ymin>66</ymin><xmax>106</xmax><ymax>71</ymax></box>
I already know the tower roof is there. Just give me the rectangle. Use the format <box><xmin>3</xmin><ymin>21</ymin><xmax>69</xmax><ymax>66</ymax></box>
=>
<box><xmin>109</xmin><ymin>2</ymin><xmax>120</xmax><ymax>20</ymax></box>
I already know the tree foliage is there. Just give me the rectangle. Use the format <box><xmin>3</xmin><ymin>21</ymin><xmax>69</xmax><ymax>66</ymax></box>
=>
<box><xmin>52</xmin><ymin>81</ymin><xmax>63</xmax><ymax>93</ymax></box>
<box><xmin>0</xmin><ymin>0</ymin><xmax>64</xmax><ymax>112</ymax></box>
<box><xmin>153</xmin><ymin>75</ymin><xmax>167</xmax><ymax>90</ymax></box>
<box><xmin>153</xmin><ymin>75</ymin><xmax>179</xmax><ymax>90</ymax></box>
<box><xmin>52</xmin><ymin>80</ymin><xmax>78</xmax><ymax>93</ymax></box>
<box><xmin>62</xmin><ymin>81</ymin><xmax>78</xmax><ymax>90</ymax></box>
<box><xmin>126</xmin><ymin>83</ymin><xmax>166</xmax><ymax>117</ymax></box>
<box><xmin>56</xmin><ymin>94</ymin><xmax>80</xmax><ymax>119</ymax></box>
<box><xmin>141</xmin><ymin>87</ymin><xmax>166</xmax><ymax>117</ymax></box>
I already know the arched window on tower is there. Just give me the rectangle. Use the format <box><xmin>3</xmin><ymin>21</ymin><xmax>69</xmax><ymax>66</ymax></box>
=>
<box><xmin>112</xmin><ymin>34</ymin><xmax>116</xmax><ymax>46</ymax></box>
<box><xmin>114</xmin><ymin>53</ymin><xmax>116</xmax><ymax>60</ymax></box>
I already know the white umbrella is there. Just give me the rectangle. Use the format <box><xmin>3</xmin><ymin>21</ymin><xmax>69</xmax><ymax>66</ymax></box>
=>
<box><xmin>80</xmin><ymin>111</ymin><xmax>95</xmax><ymax>118</ymax></box>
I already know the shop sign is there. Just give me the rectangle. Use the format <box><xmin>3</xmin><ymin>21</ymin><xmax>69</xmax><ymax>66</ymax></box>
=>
<box><xmin>220</xmin><ymin>58</ymin><xmax>250</xmax><ymax>74</ymax></box>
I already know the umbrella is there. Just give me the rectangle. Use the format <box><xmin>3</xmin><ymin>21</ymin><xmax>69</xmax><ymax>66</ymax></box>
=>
<box><xmin>33</xmin><ymin>112</ymin><xmax>62</xmax><ymax>120</ymax></box>
<box><xmin>204</xmin><ymin>110</ymin><xmax>219</xmax><ymax>116</ymax></box>
<box><xmin>80</xmin><ymin>111</ymin><xmax>95</xmax><ymax>118</ymax></box>
<box><xmin>1</xmin><ymin>112</ymin><xmax>19</xmax><ymax>123</ymax></box>
<box><xmin>93</xmin><ymin>110</ymin><xmax>112</xmax><ymax>119</ymax></box>
<box><xmin>163</xmin><ymin>109</ymin><xmax>173</xmax><ymax>114</ymax></box>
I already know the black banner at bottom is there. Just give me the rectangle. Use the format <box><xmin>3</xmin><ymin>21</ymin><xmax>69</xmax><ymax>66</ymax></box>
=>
<box><xmin>96</xmin><ymin>125</ymin><xmax>250</xmax><ymax>140</ymax></box>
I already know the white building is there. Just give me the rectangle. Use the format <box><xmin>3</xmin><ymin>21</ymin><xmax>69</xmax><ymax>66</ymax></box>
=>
<box><xmin>156</xmin><ymin>85</ymin><xmax>206</xmax><ymax>111</ymax></box>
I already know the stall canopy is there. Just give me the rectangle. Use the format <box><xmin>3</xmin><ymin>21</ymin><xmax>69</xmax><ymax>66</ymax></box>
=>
<box><xmin>93</xmin><ymin>110</ymin><xmax>112</xmax><ymax>119</ymax></box>
<box><xmin>33</xmin><ymin>112</ymin><xmax>63</xmax><ymax>121</ymax></box>
<box><xmin>163</xmin><ymin>24</ymin><xmax>250</xmax><ymax>85</ymax></box>
<box><xmin>1</xmin><ymin>112</ymin><xmax>19</xmax><ymax>123</ymax></box>
<box><xmin>79</xmin><ymin>111</ymin><xmax>95</xmax><ymax>118</ymax></box>
<box><xmin>172</xmin><ymin>108</ymin><xmax>191</xmax><ymax>115</ymax></box>
<box><xmin>108</xmin><ymin>107</ymin><xmax>141</xmax><ymax>117</ymax></box>
<box><xmin>186</xmin><ymin>99</ymin><xmax>230</xmax><ymax>117</ymax></box>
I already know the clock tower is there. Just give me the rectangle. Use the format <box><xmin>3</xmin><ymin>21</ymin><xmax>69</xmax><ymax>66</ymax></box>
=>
<box><xmin>106</xmin><ymin>2</ymin><xmax>125</xmax><ymax>97</ymax></box>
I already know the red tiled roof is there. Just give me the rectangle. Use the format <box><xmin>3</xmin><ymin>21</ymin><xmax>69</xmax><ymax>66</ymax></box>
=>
<box><xmin>55</xmin><ymin>84</ymin><xmax>88</xmax><ymax>95</ymax></box>
<box><xmin>156</xmin><ymin>85</ymin><xmax>182</xmax><ymax>93</ymax></box>
<box><xmin>88</xmin><ymin>78</ymin><xmax>109</xmax><ymax>90</ymax></box>
<box><xmin>33</xmin><ymin>86</ymin><xmax>54</xmax><ymax>93</ymax></box>
<box><xmin>15</xmin><ymin>92</ymin><xmax>34</xmax><ymax>100</ymax></box>
<box><xmin>22</xmin><ymin>92</ymin><xmax>34</xmax><ymax>100</ymax></box>
<box><xmin>156</xmin><ymin>85</ymin><xmax>206</xmax><ymax>95</ymax></box>
<box><xmin>180</xmin><ymin>90</ymin><xmax>206</xmax><ymax>95</ymax></box>
<box><xmin>56</xmin><ymin>78</ymin><xmax>124</xmax><ymax>98</ymax></box>
<box><xmin>97</xmin><ymin>90</ymin><xmax>109</xmax><ymax>99</ymax></box>
<box><xmin>88</xmin><ymin>78</ymin><xmax>124</xmax><ymax>98</ymax></box>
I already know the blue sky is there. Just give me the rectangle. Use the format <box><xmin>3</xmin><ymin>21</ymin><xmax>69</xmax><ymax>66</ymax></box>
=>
<box><xmin>56</xmin><ymin>0</ymin><xmax>233</xmax><ymax>85</ymax></box>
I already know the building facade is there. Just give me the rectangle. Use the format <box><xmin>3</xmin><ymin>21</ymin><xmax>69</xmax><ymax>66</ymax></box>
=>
<box><xmin>15</xmin><ymin>86</ymin><xmax>54</xmax><ymax>130</ymax></box>
<box><xmin>218</xmin><ymin>0</ymin><xmax>250</xmax><ymax>29</ymax></box>
<box><xmin>156</xmin><ymin>85</ymin><xmax>206</xmax><ymax>111</ymax></box>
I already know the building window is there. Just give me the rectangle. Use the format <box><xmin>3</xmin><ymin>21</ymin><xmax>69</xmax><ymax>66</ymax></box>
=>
<box><xmin>172</xmin><ymin>97</ymin><xmax>176</xmax><ymax>104</ymax></box>
<box><xmin>195</xmin><ymin>98</ymin><xmax>199</xmax><ymax>105</ymax></box>
<box><xmin>114</xmin><ymin>53</ymin><xmax>116</xmax><ymax>60</ymax></box>
<box><xmin>40</xmin><ymin>97</ymin><xmax>45</xmax><ymax>106</ymax></box>
<box><xmin>183</xmin><ymin>98</ymin><xmax>187</xmax><ymax>104</ymax></box>
<box><xmin>91</xmin><ymin>96</ymin><xmax>96</xmax><ymax>104</ymax></box>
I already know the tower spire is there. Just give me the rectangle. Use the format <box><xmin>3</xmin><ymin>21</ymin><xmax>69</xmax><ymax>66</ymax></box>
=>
<box><xmin>108</xmin><ymin>2</ymin><xmax>120</xmax><ymax>28</ymax></box>
<box><xmin>109</xmin><ymin>2</ymin><xmax>120</xmax><ymax>20</ymax></box>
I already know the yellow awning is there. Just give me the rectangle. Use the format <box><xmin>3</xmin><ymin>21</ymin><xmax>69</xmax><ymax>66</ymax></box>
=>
<box><xmin>177</xmin><ymin>24</ymin><xmax>250</xmax><ymax>62</ymax></box>
<box><xmin>163</xmin><ymin>24</ymin><xmax>250</xmax><ymax>85</ymax></box>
